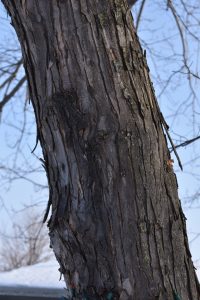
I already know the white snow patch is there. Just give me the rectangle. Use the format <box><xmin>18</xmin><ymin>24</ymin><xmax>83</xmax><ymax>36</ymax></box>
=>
<box><xmin>196</xmin><ymin>267</ymin><xmax>200</xmax><ymax>280</ymax></box>
<box><xmin>0</xmin><ymin>258</ymin><xmax>199</xmax><ymax>290</ymax></box>
<box><xmin>0</xmin><ymin>259</ymin><xmax>66</xmax><ymax>288</ymax></box>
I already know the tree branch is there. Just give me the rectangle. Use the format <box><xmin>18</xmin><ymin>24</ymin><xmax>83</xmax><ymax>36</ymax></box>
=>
<box><xmin>0</xmin><ymin>58</ymin><xmax>23</xmax><ymax>89</ymax></box>
<box><xmin>170</xmin><ymin>135</ymin><xmax>200</xmax><ymax>151</ymax></box>
<box><xmin>136</xmin><ymin>0</ymin><xmax>146</xmax><ymax>31</ymax></box>
<box><xmin>0</xmin><ymin>75</ymin><xmax>26</xmax><ymax>112</ymax></box>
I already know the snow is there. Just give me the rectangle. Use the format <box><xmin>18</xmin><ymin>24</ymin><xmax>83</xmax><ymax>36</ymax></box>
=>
<box><xmin>0</xmin><ymin>258</ymin><xmax>199</xmax><ymax>292</ymax></box>
<box><xmin>196</xmin><ymin>268</ymin><xmax>200</xmax><ymax>280</ymax></box>
<box><xmin>0</xmin><ymin>259</ymin><xmax>66</xmax><ymax>288</ymax></box>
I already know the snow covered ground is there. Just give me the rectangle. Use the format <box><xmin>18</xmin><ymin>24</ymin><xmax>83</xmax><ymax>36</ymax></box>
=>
<box><xmin>0</xmin><ymin>257</ymin><xmax>199</xmax><ymax>293</ymax></box>
<box><xmin>0</xmin><ymin>259</ymin><xmax>66</xmax><ymax>288</ymax></box>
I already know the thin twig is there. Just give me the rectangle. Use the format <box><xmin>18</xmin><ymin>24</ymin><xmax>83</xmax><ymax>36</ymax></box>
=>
<box><xmin>0</xmin><ymin>75</ymin><xmax>26</xmax><ymax>112</ymax></box>
<box><xmin>170</xmin><ymin>135</ymin><xmax>200</xmax><ymax>151</ymax></box>
<box><xmin>161</xmin><ymin>114</ymin><xmax>183</xmax><ymax>170</ymax></box>
<box><xmin>0</xmin><ymin>58</ymin><xmax>23</xmax><ymax>89</ymax></box>
<box><xmin>136</xmin><ymin>0</ymin><xmax>146</xmax><ymax>31</ymax></box>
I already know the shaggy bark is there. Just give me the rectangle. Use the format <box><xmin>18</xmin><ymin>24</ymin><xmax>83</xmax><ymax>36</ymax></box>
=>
<box><xmin>2</xmin><ymin>0</ymin><xmax>199</xmax><ymax>299</ymax></box>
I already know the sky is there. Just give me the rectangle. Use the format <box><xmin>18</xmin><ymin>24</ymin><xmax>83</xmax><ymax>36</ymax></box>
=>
<box><xmin>0</xmin><ymin>0</ymin><xmax>199</xmax><ymax>274</ymax></box>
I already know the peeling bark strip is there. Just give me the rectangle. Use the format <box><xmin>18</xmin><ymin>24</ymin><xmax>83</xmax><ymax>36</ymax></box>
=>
<box><xmin>2</xmin><ymin>0</ymin><xmax>199</xmax><ymax>299</ymax></box>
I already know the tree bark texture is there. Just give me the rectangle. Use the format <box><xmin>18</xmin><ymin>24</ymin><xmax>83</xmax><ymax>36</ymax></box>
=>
<box><xmin>2</xmin><ymin>0</ymin><xmax>199</xmax><ymax>299</ymax></box>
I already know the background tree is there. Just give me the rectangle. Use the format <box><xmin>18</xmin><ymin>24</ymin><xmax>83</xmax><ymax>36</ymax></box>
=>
<box><xmin>0</xmin><ymin>209</ymin><xmax>52</xmax><ymax>272</ymax></box>
<box><xmin>1</xmin><ymin>0</ymin><xmax>200</xmax><ymax>299</ymax></box>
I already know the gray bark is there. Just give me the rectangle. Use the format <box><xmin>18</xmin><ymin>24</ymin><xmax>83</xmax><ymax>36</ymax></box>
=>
<box><xmin>2</xmin><ymin>0</ymin><xmax>199</xmax><ymax>299</ymax></box>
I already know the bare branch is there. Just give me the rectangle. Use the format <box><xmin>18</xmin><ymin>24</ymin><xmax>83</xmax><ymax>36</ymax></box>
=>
<box><xmin>0</xmin><ymin>75</ymin><xmax>26</xmax><ymax>112</ymax></box>
<box><xmin>171</xmin><ymin>135</ymin><xmax>200</xmax><ymax>151</ymax></box>
<box><xmin>0</xmin><ymin>58</ymin><xmax>23</xmax><ymax>89</ymax></box>
<box><xmin>135</xmin><ymin>0</ymin><xmax>146</xmax><ymax>31</ymax></box>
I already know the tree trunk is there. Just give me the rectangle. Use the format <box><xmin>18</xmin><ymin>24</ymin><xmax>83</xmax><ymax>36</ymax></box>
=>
<box><xmin>2</xmin><ymin>0</ymin><xmax>199</xmax><ymax>299</ymax></box>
